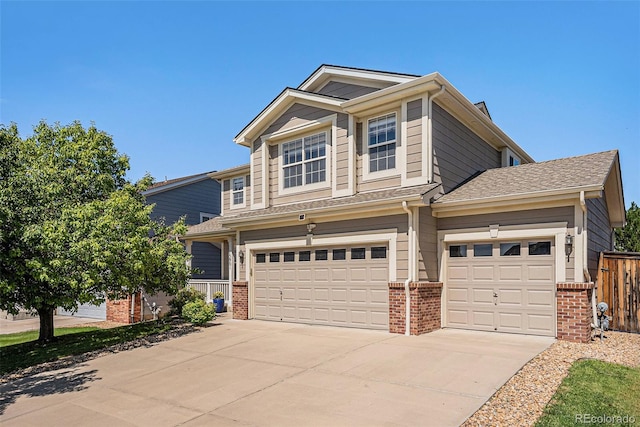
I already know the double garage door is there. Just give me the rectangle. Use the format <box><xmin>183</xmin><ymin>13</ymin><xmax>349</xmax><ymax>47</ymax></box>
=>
<box><xmin>58</xmin><ymin>301</ymin><xmax>106</xmax><ymax>320</ymax></box>
<box><xmin>446</xmin><ymin>239</ymin><xmax>556</xmax><ymax>336</ymax></box>
<box><xmin>254</xmin><ymin>245</ymin><xmax>389</xmax><ymax>330</ymax></box>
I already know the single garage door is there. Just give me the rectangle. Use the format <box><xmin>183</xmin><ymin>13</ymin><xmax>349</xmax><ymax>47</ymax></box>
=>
<box><xmin>445</xmin><ymin>239</ymin><xmax>555</xmax><ymax>336</ymax></box>
<box><xmin>254</xmin><ymin>245</ymin><xmax>389</xmax><ymax>330</ymax></box>
<box><xmin>58</xmin><ymin>301</ymin><xmax>107</xmax><ymax>320</ymax></box>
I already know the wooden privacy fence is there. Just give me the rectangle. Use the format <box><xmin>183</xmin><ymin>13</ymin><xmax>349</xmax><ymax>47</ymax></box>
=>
<box><xmin>596</xmin><ymin>252</ymin><xmax>640</xmax><ymax>333</ymax></box>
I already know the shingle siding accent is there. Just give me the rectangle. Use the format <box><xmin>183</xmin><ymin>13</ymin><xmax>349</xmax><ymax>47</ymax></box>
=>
<box><xmin>587</xmin><ymin>196</ymin><xmax>613</xmax><ymax>280</ymax></box>
<box><xmin>432</xmin><ymin>103</ymin><xmax>501</xmax><ymax>194</ymax></box>
<box><xmin>316</xmin><ymin>81</ymin><xmax>381</xmax><ymax>99</ymax></box>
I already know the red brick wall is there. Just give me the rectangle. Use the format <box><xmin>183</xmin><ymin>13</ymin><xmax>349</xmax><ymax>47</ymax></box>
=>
<box><xmin>106</xmin><ymin>293</ymin><xmax>142</xmax><ymax>324</ymax></box>
<box><xmin>389</xmin><ymin>282</ymin><xmax>443</xmax><ymax>335</ymax></box>
<box><xmin>410</xmin><ymin>282</ymin><xmax>443</xmax><ymax>335</ymax></box>
<box><xmin>557</xmin><ymin>282</ymin><xmax>594</xmax><ymax>343</ymax></box>
<box><xmin>232</xmin><ymin>281</ymin><xmax>248</xmax><ymax>320</ymax></box>
<box><xmin>388</xmin><ymin>282</ymin><xmax>406</xmax><ymax>334</ymax></box>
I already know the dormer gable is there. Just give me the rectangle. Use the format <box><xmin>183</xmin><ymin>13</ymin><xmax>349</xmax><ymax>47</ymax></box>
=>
<box><xmin>298</xmin><ymin>64</ymin><xmax>419</xmax><ymax>94</ymax></box>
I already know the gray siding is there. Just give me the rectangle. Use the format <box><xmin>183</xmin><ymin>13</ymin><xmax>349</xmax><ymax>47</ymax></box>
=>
<box><xmin>240</xmin><ymin>215</ymin><xmax>408</xmax><ymax>282</ymax></box>
<box><xmin>265</xmin><ymin>103</ymin><xmax>335</xmax><ymax>135</ymax></box>
<box><xmin>147</xmin><ymin>179</ymin><xmax>221</xmax><ymax>280</ymax></box>
<box><xmin>317</xmin><ymin>82</ymin><xmax>381</xmax><ymax>99</ymax></box>
<box><xmin>437</xmin><ymin>206</ymin><xmax>575</xmax><ymax>280</ymax></box>
<box><xmin>432</xmin><ymin>103</ymin><xmax>501</xmax><ymax>194</ymax></box>
<box><xmin>406</xmin><ymin>99</ymin><xmax>423</xmax><ymax>179</ymax></box>
<box><xmin>418</xmin><ymin>206</ymin><xmax>438</xmax><ymax>281</ymax></box>
<box><xmin>587</xmin><ymin>196</ymin><xmax>613</xmax><ymax>280</ymax></box>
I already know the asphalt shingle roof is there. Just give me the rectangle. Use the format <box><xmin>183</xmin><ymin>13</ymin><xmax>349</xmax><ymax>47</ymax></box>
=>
<box><xmin>435</xmin><ymin>150</ymin><xmax>618</xmax><ymax>204</ymax></box>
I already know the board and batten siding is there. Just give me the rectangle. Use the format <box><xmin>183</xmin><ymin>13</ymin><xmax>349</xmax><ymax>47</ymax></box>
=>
<box><xmin>586</xmin><ymin>196</ymin><xmax>614</xmax><ymax>280</ymax></box>
<box><xmin>406</xmin><ymin>99</ymin><xmax>423</xmax><ymax>179</ymax></box>
<box><xmin>239</xmin><ymin>215</ymin><xmax>408</xmax><ymax>282</ymax></box>
<box><xmin>432</xmin><ymin>103</ymin><xmax>501</xmax><ymax>194</ymax></box>
<box><xmin>316</xmin><ymin>82</ymin><xmax>381</xmax><ymax>99</ymax></box>
<box><xmin>147</xmin><ymin>179</ymin><xmax>221</xmax><ymax>279</ymax></box>
<box><xmin>437</xmin><ymin>206</ymin><xmax>575</xmax><ymax>280</ymax></box>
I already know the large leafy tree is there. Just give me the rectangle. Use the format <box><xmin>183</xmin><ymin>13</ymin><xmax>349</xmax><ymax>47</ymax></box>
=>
<box><xmin>0</xmin><ymin>121</ymin><xmax>191</xmax><ymax>341</ymax></box>
<box><xmin>615</xmin><ymin>202</ymin><xmax>639</xmax><ymax>252</ymax></box>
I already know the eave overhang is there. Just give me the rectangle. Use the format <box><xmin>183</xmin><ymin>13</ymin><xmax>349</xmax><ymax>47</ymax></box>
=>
<box><xmin>298</xmin><ymin>64</ymin><xmax>418</xmax><ymax>92</ymax></box>
<box><xmin>209</xmin><ymin>164</ymin><xmax>250</xmax><ymax>180</ymax></box>
<box><xmin>234</xmin><ymin>88</ymin><xmax>345</xmax><ymax>147</ymax></box>
<box><xmin>431</xmin><ymin>185</ymin><xmax>605</xmax><ymax>218</ymax></box>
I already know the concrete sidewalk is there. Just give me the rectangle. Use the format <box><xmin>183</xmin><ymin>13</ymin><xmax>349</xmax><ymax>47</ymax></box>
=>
<box><xmin>0</xmin><ymin>316</ymin><xmax>103</xmax><ymax>335</ymax></box>
<box><xmin>0</xmin><ymin>319</ymin><xmax>554</xmax><ymax>426</ymax></box>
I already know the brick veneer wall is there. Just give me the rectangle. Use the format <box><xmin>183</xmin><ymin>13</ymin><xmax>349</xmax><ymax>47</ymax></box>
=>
<box><xmin>232</xmin><ymin>281</ymin><xmax>248</xmax><ymax>320</ymax></box>
<box><xmin>106</xmin><ymin>293</ymin><xmax>142</xmax><ymax>324</ymax></box>
<box><xmin>410</xmin><ymin>282</ymin><xmax>443</xmax><ymax>335</ymax></box>
<box><xmin>388</xmin><ymin>282</ymin><xmax>443</xmax><ymax>335</ymax></box>
<box><xmin>557</xmin><ymin>282</ymin><xmax>595</xmax><ymax>343</ymax></box>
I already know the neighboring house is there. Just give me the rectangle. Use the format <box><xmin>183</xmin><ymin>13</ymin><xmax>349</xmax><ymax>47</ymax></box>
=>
<box><xmin>184</xmin><ymin>64</ymin><xmax>625</xmax><ymax>343</ymax></box>
<box><xmin>60</xmin><ymin>171</ymin><xmax>222</xmax><ymax>321</ymax></box>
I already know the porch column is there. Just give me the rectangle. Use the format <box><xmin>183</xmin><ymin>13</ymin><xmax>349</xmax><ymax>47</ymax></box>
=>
<box><xmin>227</xmin><ymin>237</ymin><xmax>234</xmax><ymax>307</ymax></box>
<box><xmin>185</xmin><ymin>240</ymin><xmax>192</xmax><ymax>269</ymax></box>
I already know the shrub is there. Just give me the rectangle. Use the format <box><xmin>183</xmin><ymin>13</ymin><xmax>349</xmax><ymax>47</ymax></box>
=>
<box><xmin>168</xmin><ymin>287</ymin><xmax>206</xmax><ymax>315</ymax></box>
<box><xmin>182</xmin><ymin>300</ymin><xmax>216</xmax><ymax>326</ymax></box>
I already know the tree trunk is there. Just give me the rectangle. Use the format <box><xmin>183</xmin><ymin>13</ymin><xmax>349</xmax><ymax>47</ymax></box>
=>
<box><xmin>37</xmin><ymin>306</ymin><xmax>55</xmax><ymax>342</ymax></box>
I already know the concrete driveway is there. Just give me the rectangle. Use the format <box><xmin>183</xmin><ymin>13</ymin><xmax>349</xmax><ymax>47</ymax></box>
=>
<box><xmin>0</xmin><ymin>319</ymin><xmax>553</xmax><ymax>426</ymax></box>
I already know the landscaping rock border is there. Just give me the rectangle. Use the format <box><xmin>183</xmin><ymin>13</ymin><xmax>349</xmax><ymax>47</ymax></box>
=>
<box><xmin>463</xmin><ymin>331</ymin><xmax>640</xmax><ymax>427</ymax></box>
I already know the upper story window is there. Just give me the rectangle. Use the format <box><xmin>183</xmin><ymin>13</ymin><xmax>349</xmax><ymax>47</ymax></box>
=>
<box><xmin>282</xmin><ymin>132</ymin><xmax>326</xmax><ymax>189</ymax></box>
<box><xmin>200</xmin><ymin>212</ymin><xmax>215</xmax><ymax>223</ymax></box>
<box><xmin>368</xmin><ymin>113</ymin><xmax>396</xmax><ymax>173</ymax></box>
<box><xmin>502</xmin><ymin>148</ymin><xmax>521</xmax><ymax>167</ymax></box>
<box><xmin>232</xmin><ymin>177</ymin><xmax>245</xmax><ymax>206</ymax></box>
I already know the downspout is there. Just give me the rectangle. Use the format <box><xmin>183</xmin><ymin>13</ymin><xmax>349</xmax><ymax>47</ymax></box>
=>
<box><xmin>402</xmin><ymin>201</ymin><xmax>413</xmax><ymax>336</ymax></box>
<box><xmin>581</xmin><ymin>191</ymin><xmax>598</xmax><ymax>328</ymax></box>
<box><xmin>130</xmin><ymin>293</ymin><xmax>136</xmax><ymax>324</ymax></box>
<box><xmin>427</xmin><ymin>85</ymin><xmax>446</xmax><ymax>183</ymax></box>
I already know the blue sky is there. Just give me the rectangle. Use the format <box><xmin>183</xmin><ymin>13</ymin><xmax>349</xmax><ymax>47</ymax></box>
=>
<box><xmin>2</xmin><ymin>1</ymin><xmax>638</xmax><ymax>207</ymax></box>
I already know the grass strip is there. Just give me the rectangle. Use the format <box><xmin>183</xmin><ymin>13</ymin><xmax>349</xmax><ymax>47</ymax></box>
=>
<box><xmin>0</xmin><ymin>321</ymin><xmax>173</xmax><ymax>375</ymax></box>
<box><xmin>536</xmin><ymin>359</ymin><xmax>640</xmax><ymax>426</ymax></box>
<box><xmin>0</xmin><ymin>327</ymin><xmax>99</xmax><ymax>347</ymax></box>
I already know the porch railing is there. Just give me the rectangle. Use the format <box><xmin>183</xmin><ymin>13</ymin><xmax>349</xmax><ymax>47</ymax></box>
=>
<box><xmin>187</xmin><ymin>280</ymin><xmax>230</xmax><ymax>303</ymax></box>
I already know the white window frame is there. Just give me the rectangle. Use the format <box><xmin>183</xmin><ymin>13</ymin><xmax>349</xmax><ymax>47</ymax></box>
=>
<box><xmin>502</xmin><ymin>147</ymin><xmax>521</xmax><ymax>167</ymax></box>
<box><xmin>199</xmin><ymin>212</ymin><xmax>216</xmax><ymax>223</ymax></box>
<box><xmin>277</xmin><ymin>129</ymin><xmax>331</xmax><ymax>196</ymax></box>
<box><xmin>363</xmin><ymin>110</ymin><xmax>400</xmax><ymax>181</ymax></box>
<box><xmin>230</xmin><ymin>176</ymin><xmax>246</xmax><ymax>209</ymax></box>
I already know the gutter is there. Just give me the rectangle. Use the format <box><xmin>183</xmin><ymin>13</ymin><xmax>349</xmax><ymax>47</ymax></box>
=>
<box><xmin>581</xmin><ymin>191</ymin><xmax>598</xmax><ymax>329</ymax></box>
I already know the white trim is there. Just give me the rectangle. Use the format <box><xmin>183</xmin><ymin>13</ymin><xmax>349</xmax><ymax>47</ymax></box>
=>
<box><xmin>422</xmin><ymin>95</ymin><xmax>430</xmax><ymax>180</ymax></box>
<box><xmin>573</xmin><ymin>203</ymin><xmax>585</xmax><ymax>282</ymax></box>
<box><xmin>501</xmin><ymin>147</ymin><xmax>521</xmax><ymax>167</ymax></box>
<box><xmin>220</xmin><ymin>185</ymin><xmax>224</xmax><ymax>217</ymax></box>
<box><xmin>298</xmin><ymin>65</ymin><xmax>416</xmax><ymax>92</ymax></box>
<box><xmin>230</xmin><ymin>176</ymin><xmax>246</xmax><ymax>209</ymax></box>
<box><xmin>348</xmin><ymin>114</ymin><xmax>356</xmax><ymax>195</ymax></box>
<box><xmin>437</xmin><ymin>222</ymin><xmax>568</xmax><ymax>285</ymax></box>
<box><xmin>262</xmin><ymin>141</ymin><xmax>268</xmax><ymax>207</ymax></box>
<box><xmin>362</xmin><ymin>109</ymin><xmax>401</xmax><ymax>182</ymax></box>
<box><xmin>276</xmin><ymin>127</ymin><xmax>332</xmax><ymax>197</ymax></box>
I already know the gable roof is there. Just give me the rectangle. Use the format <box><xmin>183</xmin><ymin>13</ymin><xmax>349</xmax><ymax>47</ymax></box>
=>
<box><xmin>433</xmin><ymin>150</ymin><xmax>625</xmax><ymax>226</ymax></box>
<box><xmin>142</xmin><ymin>171</ymin><xmax>215</xmax><ymax>196</ymax></box>
<box><xmin>298</xmin><ymin>64</ymin><xmax>420</xmax><ymax>92</ymax></box>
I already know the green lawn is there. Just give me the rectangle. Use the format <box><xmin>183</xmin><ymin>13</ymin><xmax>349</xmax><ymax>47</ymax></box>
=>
<box><xmin>536</xmin><ymin>359</ymin><xmax>640</xmax><ymax>426</ymax></box>
<box><xmin>0</xmin><ymin>321</ymin><xmax>175</xmax><ymax>375</ymax></box>
<box><xmin>0</xmin><ymin>327</ymin><xmax>99</xmax><ymax>347</ymax></box>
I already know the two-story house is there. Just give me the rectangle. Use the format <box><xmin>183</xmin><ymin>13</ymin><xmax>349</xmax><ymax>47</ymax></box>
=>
<box><xmin>185</xmin><ymin>65</ymin><xmax>625</xmax><ymax>343</ymax></box>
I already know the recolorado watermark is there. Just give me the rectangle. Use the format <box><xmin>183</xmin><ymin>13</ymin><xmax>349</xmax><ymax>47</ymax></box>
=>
<box><xmin>576</xmin><ymin>414</ymin><xmax>636</xmax><ymax>424</ymax></box>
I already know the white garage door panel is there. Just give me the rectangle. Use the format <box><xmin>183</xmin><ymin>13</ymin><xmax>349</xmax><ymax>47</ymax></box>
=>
<box><xmin>446</xmin><ymin>239</ymin><xmax>555</xmax><ymax>337</ymax></box>
<box><xmin>254</xmin><ymin>245</ymin><xmax>389</xmax><ymax>330</ymax></box>
<box><xmin>58</xmin><ymin>301</ymin><xmax>106</xmax><ymax>320</ymax></box>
